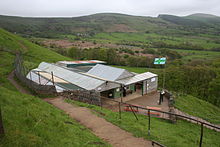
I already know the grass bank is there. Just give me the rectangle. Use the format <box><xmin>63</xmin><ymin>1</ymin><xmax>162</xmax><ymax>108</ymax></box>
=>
<box><xmin>66</xmin><ymin>99</ymin><xmax>220</xmax><ymax>147</ymax></box>
<box><xmin>175</xmin><ymin>94</ymin><xmax>220</xmax><ymax>124</ymax></box>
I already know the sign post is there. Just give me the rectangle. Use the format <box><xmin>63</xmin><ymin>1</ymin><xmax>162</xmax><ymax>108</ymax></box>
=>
<box><xmin>154</xmin><ymin>57</ymin><xmax>166</xmax><ymax>90</ymax></box>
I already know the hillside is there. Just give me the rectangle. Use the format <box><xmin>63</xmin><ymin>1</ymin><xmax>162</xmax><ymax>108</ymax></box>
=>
<box><xmin>0</xmin><ymin>13</ymin><xmax>175</xmax><ymax>37</ymax></box>
<box><xmin>0</xmin><ymin>28</ymin><xmax>109</xmax><ymax>146</ymax></box>
<box><xmin>185</xmin><ymin>13</ymin><xmax>220</xmax><ymax>23</ymax></box>
<box><xmin>1</xmin><ymin>13</ymin><xmax>220</xmax><ymax>38</ymax></box>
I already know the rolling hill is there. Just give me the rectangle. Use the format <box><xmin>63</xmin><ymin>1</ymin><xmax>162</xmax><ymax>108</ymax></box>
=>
<box><xmin>1</xmin><ymin>13</ymin><xmax>220</xmax><ymax>38</ymax></box>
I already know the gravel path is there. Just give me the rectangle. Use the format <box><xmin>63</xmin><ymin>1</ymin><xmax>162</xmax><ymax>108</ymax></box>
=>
<box><xmin>44</xmin><ymin>97</ymin><xmax>152</xmax><ymax>147</ymax></box>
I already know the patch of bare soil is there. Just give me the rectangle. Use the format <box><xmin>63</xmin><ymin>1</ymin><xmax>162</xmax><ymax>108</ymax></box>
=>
<box><xmin>42</xmin><ymin>39</ymin><xmax>156</xmax><ymax>58</ymax></box>
<box><xmin>106</xmin><ymin>24</ymin><xmax>137</xmax><ymax>32</ymax></box>
<box><xmin>44</xmin><ymin>97</ymin><xmax>152</xmax><ymax>147</ymax></box>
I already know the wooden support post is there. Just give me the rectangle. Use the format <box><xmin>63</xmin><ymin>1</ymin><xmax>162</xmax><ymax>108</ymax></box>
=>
<box><xmin>0</xmin><ymin>108</ymin><xmax>4</xmax><ymax>136</ymax></box>
<box><xmin>119</xmin><ymin>102</ymin><xmax>121</xmax><ymax>119</ymax></box>
<box><xmin>30</xmin><ymin>71</ymin><xmax>32</xmax><ymax>81</ymax></box>
<box><xmin>100</xmin><ymin>98</ymin><xmax>102</xmax><ymax>110</ymax></box>
<box><xmin>199</xmin><ymin>123</ymin><xmax>204</xmax><ymax>147</ymax></box>
<box><xmin>120</xmin><ymin>84</ymin><xmax>124</xmax><ymax>103</ymax></box>
<box><xmin>129</xmin><ymin>105</ymin><xmax>138</xmax><ymax>120</ymax></box>
<box><xmin>51</xmin><ymin>72</ymin><xmax>55</xmax><ymax>86</ymax></box>
<box><xmin>148</xmin><ymin>109</ymin><xmax>151</xmax><ymax>136</ymax></box>
<box><xmin>38</xmin><ymin>71</ymin><xmax>41</xmax><ymax>85</ymax></box>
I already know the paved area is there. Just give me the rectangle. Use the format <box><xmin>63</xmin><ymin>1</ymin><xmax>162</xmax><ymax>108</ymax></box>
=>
<box><xmin>45</xmin><ymin>97</ymin><xmax>152</xmax><ymax>147</ymax></box>
<box><xmin>126</xmin><ymin>92</ymin><xmax>169</xmax><ymax>112</ymax></box>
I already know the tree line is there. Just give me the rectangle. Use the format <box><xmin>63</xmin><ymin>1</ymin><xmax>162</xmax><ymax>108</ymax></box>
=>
<box><xmin>161</xmin><ymin>59</ymin><xmax>220</xmax><ymax>107</ymax></box>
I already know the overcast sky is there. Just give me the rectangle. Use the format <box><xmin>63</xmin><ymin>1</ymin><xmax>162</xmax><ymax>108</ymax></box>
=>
<box><xmin>0</xmin><ymin>0</ymin><xmax>220</xmax><ymax>17</ymax></box>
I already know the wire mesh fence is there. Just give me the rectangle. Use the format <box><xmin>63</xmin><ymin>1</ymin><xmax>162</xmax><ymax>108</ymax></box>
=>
<box><xmin>14</xmin><ymin>54</ymin><xmax>56</xmax><ymax>95</ymax></box>
<box><xmin>60</xmin><ymin>90</ymin><xmax>101</xmax><ymax>106</ymax></box>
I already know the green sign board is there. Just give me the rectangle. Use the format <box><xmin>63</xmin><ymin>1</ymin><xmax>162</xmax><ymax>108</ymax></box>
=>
<box><xmin>154</xmin><ymin>57</ymin><xmax>166</xmax><ymax>64</ymax></box>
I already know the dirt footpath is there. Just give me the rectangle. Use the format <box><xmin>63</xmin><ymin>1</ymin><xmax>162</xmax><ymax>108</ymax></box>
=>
<box><xmin>44</xmin><ymin>97</ymin><xmax>152</xmax><ymax>147</ymax></box>
<box><xmin>8</xmin><ymin>71</ymin><xmax>31</xmax><ymax>95</ymax></box>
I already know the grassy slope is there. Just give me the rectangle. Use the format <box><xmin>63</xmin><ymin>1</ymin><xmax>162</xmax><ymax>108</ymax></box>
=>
<box><xmin>0</xmin><ymin>13</ymin><xmax>175</xmax><ymax>36</ymax></box>
<box><xmin>0</xmin><ymin>28</ymin><xmax>110</xmax><ymax>147</ymax></box>
<box><xmin>66</xmin><ymin>99</ymin><xmax>220</xmax><ymax>147</ymax></box>
<box><xmin>175</xmin><ymin>95</ymin><xmax>220</xmax><ymax>124</ymax></box>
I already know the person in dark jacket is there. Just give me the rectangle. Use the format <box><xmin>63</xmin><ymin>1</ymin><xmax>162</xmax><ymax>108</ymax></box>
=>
<box><xmin>159</xmin><ymin>90</ymin><xmax>165</xmax><ymax>105</ymax></box>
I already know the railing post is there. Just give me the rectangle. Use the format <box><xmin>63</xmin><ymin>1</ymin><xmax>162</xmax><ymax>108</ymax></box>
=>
<box><xmin>199</xmin><ymin>123</ymin><xmax>204</xmax><ymax>147</ymax></box>
<box><xmin>148</xmin><ymin>109</ymin><xmax>151</xmax><ymax>136</ymax></box>
<box><xmin>119</xmin><ymin>102</ymin><xmax>121</xmax><ymax>119</ymax></box>
<box><xmin>129</xmin><ymin>105</ymin><xmax>138</xmax><ymax>120</ymax></box>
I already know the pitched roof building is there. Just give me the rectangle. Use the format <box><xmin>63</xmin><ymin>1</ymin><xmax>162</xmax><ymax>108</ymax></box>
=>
<box><xmin>26</xmin><ymin>61</ymin><xmax>158</xmax><ymax>98</ymax></box>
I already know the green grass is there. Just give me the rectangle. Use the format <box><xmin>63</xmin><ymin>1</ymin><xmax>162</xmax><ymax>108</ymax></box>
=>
<box><xmin>173</xmin><ymin>49</ymin><xmax>220</xmax><ymax>62</ymax></box>
<box><xmin>175</xmin><ymin>95</ymin><xmax>220</xmax><ymax>124</ymax></box>
<box><xmin>0</xmin><ymin>28</ymin><xmax>110</xmax><ymax>147</ymax></box>
<box><xmin>66</xmin><ymin>99</ymin><xmax>220</xmax><ymax>147</ymax></box>
<box><xmin>0</xmin><ymin>87</ymin><xmax>109</xmax><ymax>147</ymax></box>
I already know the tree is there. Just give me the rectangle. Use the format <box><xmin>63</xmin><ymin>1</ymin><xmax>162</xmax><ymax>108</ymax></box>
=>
<box><xmin>107</xmin><ymin>48</ymin><xmax>117</xmax><ymax>65</ymax></box>
<box><xmin>68</xmin><ymin>47</ymin><xmax>81</xmax><ymax>59</ymax></box>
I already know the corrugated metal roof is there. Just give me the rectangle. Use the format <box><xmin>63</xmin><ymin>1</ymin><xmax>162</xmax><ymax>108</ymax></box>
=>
<box><xmin>87</xmin><ymin>64</ymin><xmax>134</xmax><ymax>81</ymax></box>
<box><xmin>26</xmin><ymin>69</ymin><xmax>84</xmax><ymax>92</ymax></box>
<box><xmin>116</xmin><ymin>72</ymin><xmax>157</xmax><ymax>85</ymax></box>
<box><xmin>38</xmin><ymin>62</ymin><xmax>106</xmax><ymax>90</ymax></box>
<box><xmin>57</xmin><ymin>60</ymin><xmax>106</xmax><ymax>65</ymax></box>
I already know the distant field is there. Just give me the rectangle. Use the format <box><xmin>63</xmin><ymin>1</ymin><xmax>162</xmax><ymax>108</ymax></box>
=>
<box><xmin>86</xmin><ymin>32</ymin><xmax>220</xmax><ymax>50</ymax></box>
<box><xmin>172</xmin><ymin>49</ymin><xmax>220</xmax><ymax>61</ymax></box>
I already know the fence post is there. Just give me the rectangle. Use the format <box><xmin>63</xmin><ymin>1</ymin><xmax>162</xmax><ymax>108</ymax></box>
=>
<box><xmin>119</xmin><ymin>102</ymin><xmax>121</xmax><ymax>119</ymax></box>
<box><xmin>199</xmin><ymin>123</ymin><xmax>204</xmax><ymax>147</ymax></box>
<box><xmin>0</xmin><ymin>107</ymin><xmax>4</xmax><ymax>136</ymax></box>
<box><xmin>148</xmin><ymin>109</ymin><xmax>151</xmax><ymax>136</ymax></box>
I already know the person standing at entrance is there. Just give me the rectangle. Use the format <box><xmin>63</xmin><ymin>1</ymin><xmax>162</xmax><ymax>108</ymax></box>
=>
<box><xmin>159</xmin><ymin>90</ymin><xmax>165</xmax><ymax>105</ymax></box>
<box><xmin>161</xmin><ymin>90</ymin><xmax>165</xmax><ymax>102</ymax></box>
